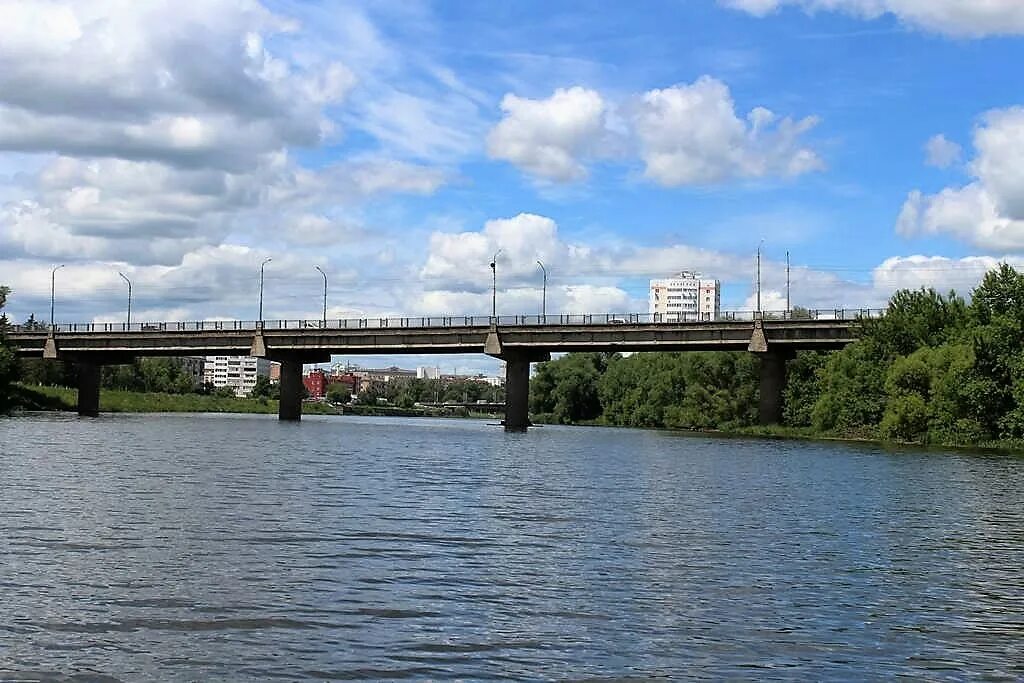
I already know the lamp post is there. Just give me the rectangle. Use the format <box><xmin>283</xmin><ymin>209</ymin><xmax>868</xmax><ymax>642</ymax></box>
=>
<box><xmin>315</xmin><ymin>265</ymin><xmax>328</xmax><ymax>328</ymax></box>
<box><xmin>786</xmin><ymin>251</ymin><xmax>791</xmax><ymax>315</ymax></box>
<box><xmin>50</xmin><ymin>264</ymin><xmax>65</xmax><ymax>331</ymax></box>
<box><xmin>118</xmin><ymin>271</ymin><xmax>132</xmax><ymax>328</ymax></box>
<box><xmin>490</xmin><ymin>249</ymin><xmax>502</xmax><ymax>320</ymax></box>
<box><xmin>258</xmin><ymin>257</ymin><xmax>272</xmax><ymax>326</ymax></box>
<box><xmin>536</xmin><ymin>260</ymin><xmax>547</xmax><ymax>319</ymax></box>
<box><xmin>756</xmin><ymin>240</ymin><xmax>764</xmax><ymax>316</ymax></box>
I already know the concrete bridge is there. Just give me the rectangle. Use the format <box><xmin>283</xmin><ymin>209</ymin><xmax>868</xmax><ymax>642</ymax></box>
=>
<box><xmin>7</xmin><ymin>310</ymin><xmax>874</xmax><ymax>430</ymax></box>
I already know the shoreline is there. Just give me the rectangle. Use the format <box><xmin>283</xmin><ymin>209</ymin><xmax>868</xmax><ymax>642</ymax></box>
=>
<box><xmin>9</xmin><ymin>385</ymin><xmax>1024</xmax><ymax>454</ymax></box>
<box><xmin>531</xmin><ymin>417</ymin><xmax>1024</xmax><ymax>455</ymax></box>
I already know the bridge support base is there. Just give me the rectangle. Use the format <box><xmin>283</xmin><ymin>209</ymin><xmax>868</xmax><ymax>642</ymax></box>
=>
<box><xmin>758</xmin><ymin>351</ymin><xmax>791</xmax><ymax>425</ymax></box>
<box><xmin>499</xmin><ymin>350</ymin><xmax>551</xmax><ymax>432</ymax></box>
<box><xmin>278</xmin><ymin>358</ymin><xmax>304</xmax><ymax>421</ymax></box>
<box><xmin>77</xmin><ymin>362</ymin><xmax>101</xmax><ymax>417</ymax></box>
<box><xmin>504</xmin><ymin>357</ymin><xmax>531</xmax><ymax>432</ymax></box>
<box><xmin>273</xmin><ymin>352</ymin><xmax>330</xmax><ymax>421</ymax></box>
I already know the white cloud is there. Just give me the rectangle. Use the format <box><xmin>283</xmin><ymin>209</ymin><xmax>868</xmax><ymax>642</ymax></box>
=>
<box><xmin>0</xmin><ymin>0</ymin><xmax>352</xmax><ymax>170</ymax></box>
<box><xmin>898</xmin><ymin>108</ymin><xmax>1024</xmax><ymax>250</ymax></box>
<box><xmin>486</xmin><ymin>78</ymin><xmax>822</xmax><ymax>186</ymax></box>
<box><xmin>719</xmin><ymin>0</ymin><xmax>1024</xmax><ymax>37</ymax></box>
<box><xmin>924</xmin><ymin>134</ymin><xmax>961</xmax><ymax>168</ymax></box>
<box><xmin>0</xmin><ymin>1</ymin><xmax>453</xmax><ymax>268</ymax></box>
<box><xmin>632</xmin><ymin>77</ymin><xmax>823</xmax><ymax>186</ymax></box>
<box><xmin>487</xmin><ymin>87</ymin><xmax>609</xmax><ymax>182</ymax></box>
<box><xmin>871</xmin><ymin>254</ymin><xmax>1017</xmax><ymax>293</ymax></box>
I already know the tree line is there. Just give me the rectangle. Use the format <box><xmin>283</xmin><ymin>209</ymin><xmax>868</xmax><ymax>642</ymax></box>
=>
<box><xmin>529</xmin><ymin>264</ymin><xmax>1024</xmax><ymax>446</ymax></box>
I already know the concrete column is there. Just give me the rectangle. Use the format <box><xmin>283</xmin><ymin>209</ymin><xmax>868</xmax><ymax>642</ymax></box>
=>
<box><xmin>758</xmin><ymin>352</ymin><xmax>788</xmax><ymax>425</ymax></box>
<box><xmin>77</xmin><ymin>362</ymin><xmax>101</xmax><ymax>417</ymax></box>
<box><xmin>504</xmin><ymin>356</ymin><xmax>531</xmax><ymax>432</ymax></box>
<box><xmin>279</xmin><ymin>358</ymin><xmax>304</xmax><ymax>421</ymax></box>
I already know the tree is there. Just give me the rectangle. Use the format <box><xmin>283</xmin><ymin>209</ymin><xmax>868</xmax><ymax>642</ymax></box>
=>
<box><xmin>325</xmin><ymin>382</ymin><xmax>352</xmax><ymax>404</ymax></box>
<box><xmin>860</xmin><ymin>287</ymin><xmax>968</xmax><ymax>358</ymax></box>
<box><xmin>250</xmin><ymin>375</ymin><xmax>279</xmax><ymax>399</ymax></box>
<box><xmin>531</xmin><ymin>353</ymin><xmax>611</xmax><ymax>424</ymax></box>
<box><xmin>0</xmin><ymin>286</ymin><xmax>20</xmax><ymax>412</ymax></box>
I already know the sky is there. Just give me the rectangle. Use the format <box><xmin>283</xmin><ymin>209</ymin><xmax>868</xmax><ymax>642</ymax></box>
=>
<box><xmin>2</xmin><ymin>0</ymin><xmax>1024</xmax><ymax>374</ymax></box>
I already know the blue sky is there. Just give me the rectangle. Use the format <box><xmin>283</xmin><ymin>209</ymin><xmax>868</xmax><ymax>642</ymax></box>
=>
<box><xmin>2</xmin><ymin>0</ymin><xmax>1023</xmax><ymax>372</ymax></box>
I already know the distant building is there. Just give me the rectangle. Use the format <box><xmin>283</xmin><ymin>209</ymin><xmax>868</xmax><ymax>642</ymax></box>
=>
<box><xmin>360</xmin><ymin>366</ymin><xmax>417</xmax><ymax>384</ymax></box>
<box><xmin>269</xmin><ymin>362</ymin><xmax>281</xmax><ymax>382</ymax></box>
<box><xmin>203</xmin><ymin>356</ymin><xmax>272</xmax><ymax>397</ymax></box>
<box><xmin>649</xmin><ymin>271</ymin><xmax>721</xmax><ymax>322</ymax></box>
<box><xmin>326</xmin><ymin>373</ymin><xmax>361</xmax><ymax>400</ymax></box>
<box><xmin>417</xmin><ymin>366</ymin><xmax>441</xmax><ymax>380</ymax></box>
<box><xmin>304</xmin><ymin>369</ymin><xmax>327</xmax><ymax>399</ymax></box>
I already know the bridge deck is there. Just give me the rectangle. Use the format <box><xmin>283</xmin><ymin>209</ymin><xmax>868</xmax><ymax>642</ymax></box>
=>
<box><xmin>9</xmin><ymin>318</ymin><xmax>860</xmax><ymax>358</ymax></box>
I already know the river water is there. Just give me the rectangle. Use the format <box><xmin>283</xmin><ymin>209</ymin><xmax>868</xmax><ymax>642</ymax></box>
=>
<box><xmin>1</xmin><ymin>413</ymin><xmax>1022</xmax><ymax>681</ymax></box>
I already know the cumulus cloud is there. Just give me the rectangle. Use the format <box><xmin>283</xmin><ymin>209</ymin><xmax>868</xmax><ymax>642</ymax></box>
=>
<box><xmin>0</xmin><ymin>1</ymin><xmax>451</xmax><ymax>269</ymax></box>
<box><xmin>631</xmin><ymin>77</ymin><xmax>823</xmax><ymax>186</ymax></box>
<box><xmin>898</xmin><ymin>108</ymin><xmax>1024</xmax><ymax>251</ymax></box>
<box><xmin>417</xmin><ymin>212</ymin><xmax>895</xmax><ymax>318</ymax></box>
<box><xmin>871</xmin><ymin>255</ymin><xmax>1017</xmax><ymax>293</ymax></box>
<box><xmin>925</xmin><ymin>134</ymin><xmax>962</xmax><ymax>169</ymax></box>
<box><xmin>719</xmin><ymin>0</ymin><xmax>1024</xmax><ymax>37</ymax></box>
<box><xmin>487</xmin><ymin>78</ymin><xmax>822</xmax><ymax>186</ymax></box>
<box><xmin>487</xmin><ymin>87</ymin><xmax>610</xmax><ymax>182</ymax></box>
<box><xmin>0</xmin><ymin>0</ymin><xmax>353</xmax><ymax>171</ymax></box>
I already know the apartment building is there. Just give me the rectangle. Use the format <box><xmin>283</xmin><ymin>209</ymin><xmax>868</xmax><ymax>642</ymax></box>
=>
<box><xmin>203</xmin><ymin>356</ymin><xmax>273</xmax><ymax>397</ymax></box>
<box><xmin>649</xmin><ymin>271</ymin><xmax>721</xmax><ymax>322</ymax></box>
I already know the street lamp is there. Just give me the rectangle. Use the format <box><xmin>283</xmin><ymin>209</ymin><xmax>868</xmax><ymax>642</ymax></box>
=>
<box><xmin>490</xmin><ymin>249</ymin><xmax>502</xmax><ymax>320</ymax></box>
<box><xmin>536</xmin><ymin>260</ymin><xmax>547</xmax><ymax>319</ymax></box>
<box><xmin>315</xmin><ymin>265</ymin><xmax>328</xmax><ymax>328</ymax></box>
<box><xmin>756</xmin><ymin>239</ymin><xmax>765</xmax><ymax>316</ymax></box>
<box><xmin>118</xmin><ymin>272</ymin><xmax>132</xmax><ymax>328</ymax></box>
<box><xmin>50</xmin><ymin>264</ymin><xmax>65</xmax><ymax>331</ymax></box>
<box><xmin>258</xmin><ymin>257</ymin><xmax>272</xmax><ymax>326</ymax></box>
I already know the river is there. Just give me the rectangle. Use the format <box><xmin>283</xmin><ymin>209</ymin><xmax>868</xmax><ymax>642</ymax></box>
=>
<box><xmin>1</xmin><ymin>413</ymin><xmax>1022</xmax><ymax>680</ymax></box>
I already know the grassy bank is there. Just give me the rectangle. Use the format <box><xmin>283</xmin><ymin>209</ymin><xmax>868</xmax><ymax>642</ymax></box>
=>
<box><xmin>10</xmin><ymin>385</ymin><xmax>497</xmax><ymax>420</ymax></box>
<box><xmin>13</xmin><ymin>384</ymin><xmax>342</xmax><ymax>415</ymax></box>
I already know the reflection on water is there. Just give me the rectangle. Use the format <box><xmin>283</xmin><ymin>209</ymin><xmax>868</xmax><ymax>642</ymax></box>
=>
<box><xmin>1</xmin><ymin>413</ymin><xmax>1023</xmax><ymax>680</ymax></box>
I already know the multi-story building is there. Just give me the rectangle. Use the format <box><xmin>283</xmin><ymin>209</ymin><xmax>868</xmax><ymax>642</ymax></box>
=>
<box><xmin>649</xmin><ymin>271</ymin><xmax>721</xmax><ymax>322</ymax></box>
<box><xmin>303</xmin><ymin>369</ymin><xmax>328</xmax><ymax>399</ymax></box>
<box><xmin>203</xmin><ymin>356</ymin><xmax>273</xmax><ymax>397</ymax></box>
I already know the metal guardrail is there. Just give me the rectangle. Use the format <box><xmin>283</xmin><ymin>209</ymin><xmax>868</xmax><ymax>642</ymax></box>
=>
<box><xmin>7</xmin><ymin>309</ymin><xmax>886</xmax><ymax>334</ymax></box>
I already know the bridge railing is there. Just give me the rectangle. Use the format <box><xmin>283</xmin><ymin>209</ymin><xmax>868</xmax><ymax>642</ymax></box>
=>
<box><xmin>9</xmin><ymin>309</ymin><xmax>887</xmax><ymax>334</ymax></box>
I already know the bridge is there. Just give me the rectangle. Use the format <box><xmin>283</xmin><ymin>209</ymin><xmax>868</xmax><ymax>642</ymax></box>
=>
<box><xmin>7</xmin><ymin>309</ymin><xmax>876</xmax><ymax>430</ymax></box>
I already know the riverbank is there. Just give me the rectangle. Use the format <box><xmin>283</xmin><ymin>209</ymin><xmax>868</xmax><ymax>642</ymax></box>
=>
<box><xmin>532</xmin><ymin>413</ymin><xmax>1024</xmax><ymax>454</ymax></box>
<box><xmin>8</xmin><ymin>385</ymin><xmax>496</xmax><ymax>420</ymax></box>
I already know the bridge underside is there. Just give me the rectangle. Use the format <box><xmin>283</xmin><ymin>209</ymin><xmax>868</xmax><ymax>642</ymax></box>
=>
<box><xmin>12</xmin><ymin>320</ymin><xmax>855</xmax><ymax>428</ymax></box>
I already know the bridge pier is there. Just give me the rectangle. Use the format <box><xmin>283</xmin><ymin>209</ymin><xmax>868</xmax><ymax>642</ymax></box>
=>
<box><xmin>77</xmin><ymin>361</ymin><xmax>101</xmax><ymax>417</ymax></box>
<box><xmin>268</xmin><ymin>352</ymin><xmax>330</xmax><ymax>421</ymax></box>
<box><xmin>493</xmin><ymin>341</ymin><xmax>551</xmax><ymax>432</ymax></box>
<box><xmin>757</xmin><ymin>351</ymin><xmax>792</xmax><ymax>425</ymax></box>
<box><xmin>278</xmin><ymin>358</ymin><xmax>304</xmax><ymax>421</ymax></box>
<box><xmin>504</xmin><ymin>356</ymin><xmax>531</xmax><ymax>432</ymax></box>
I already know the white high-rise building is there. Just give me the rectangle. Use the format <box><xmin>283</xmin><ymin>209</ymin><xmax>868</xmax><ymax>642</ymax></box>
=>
<box><xmin>649</xmin><ymin>271</ymin><xmax>721</xmax><ymax>322</ymax></box>
<box><xmin>203</xmin><ymin>356</ymin><xmax>273</xmax><ymax>397</ymax></box>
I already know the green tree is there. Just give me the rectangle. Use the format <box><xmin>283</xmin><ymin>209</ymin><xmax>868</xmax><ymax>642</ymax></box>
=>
<box><xmin>861</xmin><ymin>287</ymin><xmax>968</xmax><ymax>358</ymax></box>
<box><xmin>531</xmin><ymin>353</ymin><xmax>611</xmax><ymax>424</ymax></box>
<box><xmin>811</xmin><ymin>339</ymin><xmax>887</xmax><ymax>433</ymax></box>
<box><xmin>782</xmin><ymin>351</ymin><xmax>828</xmax><ymax>427</ymax></box>
<box><xmin>250</xmin><ymin>375</ymin><xmax>279</xmax><ymax>399</ymax></box>
<box><xmin>325</xmin><ymin>382</ymin><xmax>352</xmax><ymax>404</ymax></box>
<box><xmin>0</xmin><ymin>286</ymin><xmax>20</xmax><ymax>412</ymax></box>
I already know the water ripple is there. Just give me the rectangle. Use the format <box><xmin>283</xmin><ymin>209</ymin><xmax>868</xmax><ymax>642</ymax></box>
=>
<box><xmin>2</xmin><ymin>413</ymin><xmax>1023</xmax><ymax>680</ymax></box>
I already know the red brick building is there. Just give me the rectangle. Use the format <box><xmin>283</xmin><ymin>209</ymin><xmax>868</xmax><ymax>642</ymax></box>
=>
<box><xmin>303</xmin><ymin>369</ymin><xmax>327</xmax><ymax>399</ymax></box>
